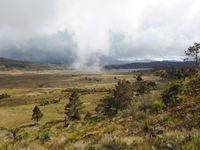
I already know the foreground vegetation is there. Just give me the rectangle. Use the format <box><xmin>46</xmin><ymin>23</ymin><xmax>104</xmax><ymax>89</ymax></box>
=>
<box><xmin>0</xmin><ymin>66</ymin><xmax>200</xmax><ymax>149</ymax></box>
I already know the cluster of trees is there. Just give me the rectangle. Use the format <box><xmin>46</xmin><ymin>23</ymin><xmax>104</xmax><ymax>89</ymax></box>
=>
<box><xmin>158</xmin><ymin>41</ymin><xmax>200</xmax><ymax>107</ymax></box>
<box><xmin>64</xmin><ymin>76</ymin><xmax>157</xmax><ymax>119</ymax></box>
<box><xmin>31</xmin><ymin>91</ymin><xmax>83</xmax><ymax>125</ymax></box>
<box><xmin>157</xmin><ymin>67</ymin><xmax>198</xmax><ymax>80</ymax></box>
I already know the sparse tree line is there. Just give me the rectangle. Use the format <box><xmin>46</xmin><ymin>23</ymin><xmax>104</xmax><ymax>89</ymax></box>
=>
<box><xmin>9</xmin><ymin>71</ymin><xmax>182</xmax><ymax>140</ymax></box>
<box><xmin>153</xmin><ymin>42</ymin><xmax>200</xmax><ymax>80</ymax></box>
<box><xmin>29</xmin><ymin>74</ymin><xmax>156</xmax><ymax>124</ymax></box>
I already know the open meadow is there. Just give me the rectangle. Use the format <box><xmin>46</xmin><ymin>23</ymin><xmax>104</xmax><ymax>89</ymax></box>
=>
<box><xmin>0</xmin><ymin>70</ymin><xmax>161</xmax><ymax>128</ymax></box>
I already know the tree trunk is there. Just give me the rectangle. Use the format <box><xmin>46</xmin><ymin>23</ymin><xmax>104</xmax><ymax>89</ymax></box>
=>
<box><xmin>195</xmin><ymin>51</ymin><xmax>198</xmax><ymax>66</ymax></box>
<box><xmin>13</xmin><ymin>132</ymin><xmax>16</xmax><ymax>141</ymax></box>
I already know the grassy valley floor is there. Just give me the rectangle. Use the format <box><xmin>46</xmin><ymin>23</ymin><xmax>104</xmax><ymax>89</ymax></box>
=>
<box><xmin>0</xmin><ymin>69</ymin><xmax>199</xmax><ymax>150</ymax></box>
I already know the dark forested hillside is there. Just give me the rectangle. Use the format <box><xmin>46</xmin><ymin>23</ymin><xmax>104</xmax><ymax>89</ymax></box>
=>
<box><xmin>0</xmin><ymin>57</ymin><xmax>69</xmax><ymax>71</ymax></box>
<box><xmin>105</xmin><ymin>61</ymin><xmax>194</xmax><ymax>69</ymax></box>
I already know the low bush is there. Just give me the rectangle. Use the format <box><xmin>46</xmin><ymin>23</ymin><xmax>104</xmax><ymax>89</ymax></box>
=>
<box><xmin>163</xmin><ymin>115</ymin><xmax>171</xmax><ymax>122</ymax></box>
<box><xmin>152</xmin><ymin>100</ymin><xmax>164</xmax><ymax>113</ymax></box>
<box><xmin>139</xmin><ymin>95</ymin><xmax>154</xmax><ymax>112</ymax></box>
<box><xmin>66</xmin><ymin>134</ymin><xmax>80</xmax><ymax>143</ymax></box>
<box><xmin>39</xmin><ymin>132</ymin><xmax>50</xmax><ymax>144</ymax></box>
<box><xmin>161</xmin><ymin>80</ymin><xmax>184</xmax><ymax>105</ymax></box>
<box><xmin>84</xmin><ymin>112</ymin><xmax>92</xmax><ymax>121</ymax></box>
<box><xmin>0</xmin><ymin>93</ymin><xmax>9</xmax><ymax>100</ymax></box>
<box><xmin>136</xmin><ymin>81</ymin><xmax>150</xmax><ymax>95</ymax></box>
<box><xmin>100</xmin><ymin>136</ymin><xmax>130</xmax><ymax>150</ymax></box>
<box><xmin>143</xmin><ymin>119</ymin><xmax>156</xmax><ymax>135</ymax></box>
<box><xmin>147</xmin><ymin>81</ymin><xmax>157</xmax><ymax>89</ymax></box>
<box><xmin>39</xmin><ymin>98</ymin><xmax>60</xmax><ymax>106</ymax></box>
<box><xmin>63</xmin><ymin>88</ymin><xmax>112</xmax><ymax>94</ymax></box>
<box><xmin>153</xmin><ymin>131</ymin><xmax>200</xmax><ymax>150</ymax></box>
<box><xmin>103</xmin><ymin>126</ymin><xmax>116</xmax><ymax>134</ymax></box>
<box><xmin>186</xmin><ymin>74</ymin><xmax>200</xmax><ymax>97</ymax></box>
<box><xmin>37</xmin><ymin>129</ymin><xmax>50</xmax><ymax>144</ymax></box>
<box><xmin>39</xmin><ymin>100</ymin><xmax>49</xmax><ymax>106</ymax></box>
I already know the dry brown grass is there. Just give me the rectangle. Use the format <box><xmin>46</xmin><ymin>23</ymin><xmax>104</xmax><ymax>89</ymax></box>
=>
<box><xmin>0</xmin><ymin>70</ymin><xmax>162</xmax><ymax>129</ymax></box>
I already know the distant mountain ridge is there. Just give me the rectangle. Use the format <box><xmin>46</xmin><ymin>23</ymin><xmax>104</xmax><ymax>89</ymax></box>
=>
<box><xmin>0</xmin><ymin>57</ymin><xmax>69</xmax><ymax>71</ymax></box>
<box><xmin>104</xmin><ymin>61</ymin><xmax>194</xmax><ymax>69</ymax></box>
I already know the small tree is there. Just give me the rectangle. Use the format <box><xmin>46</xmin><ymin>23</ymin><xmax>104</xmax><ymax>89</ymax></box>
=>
<box><xmin>32</xmin><ymin>105</ymin><xmax>43</xmax><ymax>122</ymax></box>
<box><xmin>96</xmin><ymin>79</ymin><xmax>133</xmax><ymax>117</ymax></box>
<box><xmin>96</xmin><ymin>96</ymin><xmax>117</xmax><ymax>117</ymax></box>
<box><xmin>9</xmin><ymin>127</ymin><xmax>20</xmax><ymax>141</ymax></box>
<box><xmin>65</xmin><ymin>91</ymin><xmax>83</xmax><ymax>120</ymax></box>
<box><xmin>113</xmin><ymin>79</ymin><xmax>133</xmax><ymax>110</ymax></box>
<box><xmin>84</xmin><ymin>112</ymin><xmax>92</xmax><ymax>121</ymax></box>
<box><xmin>185</xmin><ymin>42</ymin><xmax>200</xmax><ymax>66</ymax></box>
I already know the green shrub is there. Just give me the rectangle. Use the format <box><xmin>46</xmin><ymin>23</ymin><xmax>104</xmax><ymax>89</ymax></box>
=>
<box><xmin>152</xmin><ymin>100</ymin><xmax>164</xmax><ymax>113</ymax></box>
<box><xmin>139</xmin><ymin>95</ymin><xmax>154</xmax><ymax>112</ymax></box>
<box><xmin>39</xmin><ymin>131</ymin><xmax>50</xmax><ymax>144</ymax></box>
<box><xmin>127</xmin><ymin>99</ymin><xmax>140</xmax><ymax>119</ymax></box>
<box><xmin>51</xmin><ymin>98</ymin><xmax>60</xmax><ymax>104</ymax></box>
<box><xmin>39</xmin><ymin>100</ymin><xmax>49</xmax><ymax>106</ymax></box>
<box><xmin>103</xmin><ymin>126</ymin><xmax>116</xmax><ymax>134</ymax></box>
<box><xmin>163</xmin><ymin>115</ymin><xmax>171</xmax><ymax>122</ymax></box>
<box><xmin>153</xmin><ymin>131</ymin><xmax>200</xmax><ymax>150</ymax></box>
<box><xmin>101</xmin><ymin>138</ymin><xmax>129</xmax><ymax>150</ymax></box>
<box><xmin>143</xmin><ymin>119</ymin><xmax>156</xmax><ymax>134</ymax></box>
<box><xmin>177</xmin><ymin>95</ymin><xmax>185</xmax><ymax>102</ymax></box>
<box><xmin>151</xmin><ymin>146</ymin><xmax>158</xmax><ymax>150</ymax></box>
<box><xmin>136</xmin><ymin>75</ymin><xmax>143</xmax><ymax>82</ymax></box>
<box><xmin>136</xmin><ymin>111</ymin><xmax>148</xmax><ymax>120</ymax></box>
<box><xmin>84</xmin><ymin>112</ymin><xmax>92</xmax><ymax>121</ymax></box>
<box><xmin>137</xmin><ymin>81</ymin><xmax>150</xmax><ymax>95</ymax></box>
<box><xmin>147</xmin><ymin>81</ymin><xmax>157</xmax><ymax>89</ymax></box>
<box><xmin>161</xmin><ymin>80</ymin><xmax>184</xmax><ymax>105</ymax></box>
<box><xmin>0</xmin><ymin>93</ymin><xmax>9</xmax><ymax>99</ymax></box>
<box><xmin>39</xmin><ymin>98</ymin><xmax>60</xmax><ymax>106</ymax></box>
<box><xmin>186</xmin><ymin>74</ymin><xmax>200</xmax><ymax>97</ymax></box>
<box><xmin>66</xmin><ymin>134</ymin><xmax>80</xmax><ymax>143</ymax></box>
<box><xmin>0</xmin><ymin>142</ymin><xmax>9</xmax><ymax>150</ymax></box>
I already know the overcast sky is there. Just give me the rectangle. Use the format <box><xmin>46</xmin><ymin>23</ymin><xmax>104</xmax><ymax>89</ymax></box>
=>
<box><xmin>0</xmin><ymin>0</ymin><xmax>200</xmax><ymax>66</ymax></box>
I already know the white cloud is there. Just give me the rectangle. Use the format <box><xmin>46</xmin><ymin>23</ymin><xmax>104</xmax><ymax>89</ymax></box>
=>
<box><xmin>0</xmin><ymin>0</ymin><xmax>200</xmax><ymax>67</ymax></box>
